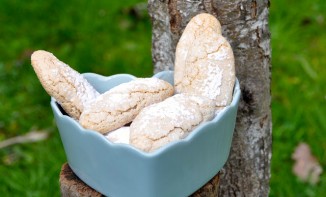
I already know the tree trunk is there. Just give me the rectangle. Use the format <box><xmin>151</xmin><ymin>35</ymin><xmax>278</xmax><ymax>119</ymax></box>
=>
<box><xmin>147</xmin><ymin>0</ymin><xmax>272</xmax><ymax>196</ymax></box>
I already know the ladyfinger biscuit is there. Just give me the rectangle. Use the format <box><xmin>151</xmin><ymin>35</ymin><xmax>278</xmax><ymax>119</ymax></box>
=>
<box><xmin>79</xmin><ymin>78</ymin><xmax>174</xmax><ymax>134</ymax></box>
<box><xmin>31</xmin><ymin>50</ymin><xmax>99</xmax><ymax>120</ymax></box>
<box><xmin>130</xmin><ymin>94</ymin><xmax>215</xmax><ymax>152</ymax></box>
<box><xmin>174</xmin><ymin>13</ymin><xmax>235</xmax><ymax>107</ymax></box>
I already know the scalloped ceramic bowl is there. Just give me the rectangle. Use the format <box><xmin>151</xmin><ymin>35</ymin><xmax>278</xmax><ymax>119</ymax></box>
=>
<box><xmin>51</xmin><ymin>71</ymin><xmax>240</xmax><ymax>197</ymax></box>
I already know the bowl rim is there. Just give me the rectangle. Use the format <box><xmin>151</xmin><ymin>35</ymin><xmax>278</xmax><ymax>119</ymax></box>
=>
<box><xmin>50</xmin><ymin>71</ymin><xmax>240</xmax><ymax>158</ymax></box>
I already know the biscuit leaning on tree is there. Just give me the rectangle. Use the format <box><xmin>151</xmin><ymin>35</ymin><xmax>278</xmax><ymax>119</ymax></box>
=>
<box><xmin>174</xmin><ymin>13</ymin><xmax>235</xmax><ymax>108</ymax></box>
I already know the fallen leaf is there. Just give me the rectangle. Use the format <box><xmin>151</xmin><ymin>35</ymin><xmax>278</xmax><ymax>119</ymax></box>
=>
<box><xmin>292</xmin><ymin>142</ymin><xmax>323</xmax><ymax>185</ymax></box>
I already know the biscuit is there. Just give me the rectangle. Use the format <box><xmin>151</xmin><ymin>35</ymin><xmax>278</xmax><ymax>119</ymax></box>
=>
<box><xmin>31</xmin><ymin>50</ymin><xmax>100</xmax><ymax>120</ymax></box>
<box><xmin>79</xmin><ymin>78</ymin><xmax>174</xmax><ymax>134</ymax></box>
<box><xmin>105</xmin><ymin>127</ymin><xmax>130</xmax><ymax>144</ymax></box>
<box><xmin>174</xmin><ymin>13</ymin><xmax>235</xmax><ymax>107</ymax></box>
<box><xmin>130</xmin><ymin>94</ymin><xmax>215</xmax><ymax>152</ymax></box>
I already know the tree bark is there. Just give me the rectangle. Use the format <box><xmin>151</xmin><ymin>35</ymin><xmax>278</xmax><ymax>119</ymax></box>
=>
<box><xmin>60</xmin><ymin>163</ymin><xmax>104</xmax><ymax>197</ymax></box>
<box><xmin>147</xmin><ymin>0</ymin><xmax>272</xmax><ymax>196</ymax></box>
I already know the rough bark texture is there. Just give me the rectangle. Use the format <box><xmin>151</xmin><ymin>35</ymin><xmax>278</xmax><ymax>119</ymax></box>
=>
<box><xmin>148</xmin><ymin>0</ymin><xmax>272</xmax><ymax>196</ymax></box>
<box><xmin>190</xmin><ymin>174</ymin><xmax>220</xmax><ymax>197</ymax></box>
<box><xmin>59</xmin><ymin>163</ymin><xmax>220</xmax><ymax>197</ymax></box>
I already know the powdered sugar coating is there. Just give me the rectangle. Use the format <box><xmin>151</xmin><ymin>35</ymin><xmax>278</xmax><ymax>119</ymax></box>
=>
<box><xmin>105</xmin><ymin>126</ymin><xmax>130</xmax><ymax>144</ymax></box>
<box><xmin>174</xmin><ymin>13</ymin><xmax>235</xmax><ymax>107</ymax></box>
<box><xmin>130</xmin><ymin>94</ymin><xmax>215</xmax><ymax>153</ymax></box>
<box><xmin>79</xmin><ymin>78</ymin><xmax>174</xmax><ymax>134</ymax></box>
<box><xmin>31</xmin><ymin>50</ymin><xmax>99</xmax><ymax>120</ymax></box>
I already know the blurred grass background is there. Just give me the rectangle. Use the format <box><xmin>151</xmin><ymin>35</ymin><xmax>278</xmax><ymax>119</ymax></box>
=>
<box><xmin>0</xmin><ymin>0</ymin><xmax>325</xmax><ymax>196</ymax></box>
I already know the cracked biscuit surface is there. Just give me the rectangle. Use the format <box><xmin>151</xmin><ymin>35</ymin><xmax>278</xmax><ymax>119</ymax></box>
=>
<box><xmin>79</xmin><ymin>78</ymin><xmax>174</xmax><ymax>134</ymax></box>
<box><xmin>31</xmin><ymin>50</ymin><xmax>100</xmax><ymax>120</ymax></box>
<box><xmin>130</xmin><ymin>94</ymin><xmax>215</xmax><ymax>153</ymax></box>
<box><xmin>174</xmin><ymin>13</ymin><xmax>235</xmax><ymax>107</ymax></box>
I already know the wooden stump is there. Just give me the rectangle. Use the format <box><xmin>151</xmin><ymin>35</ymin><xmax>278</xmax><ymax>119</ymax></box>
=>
<box><xmin>60</xmin><ymin>163</ymin><xmax>220</xmax><ymax>197</ymax></box>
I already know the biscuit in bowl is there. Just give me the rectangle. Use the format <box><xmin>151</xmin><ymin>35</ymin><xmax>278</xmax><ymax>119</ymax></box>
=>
<box><xmin>130</xmin><ymin>94</ymin><xmax>215</xmax><ymax>152</ymax></box>
<box><xmin>79</xmin><ymin>78</ymin><xmax>174</xmax><ymax>134</ymax></box>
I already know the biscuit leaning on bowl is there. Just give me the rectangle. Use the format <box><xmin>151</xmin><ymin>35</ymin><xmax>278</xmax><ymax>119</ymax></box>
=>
<box><xmin>130</xmin><ymin>93</ymin><xmax>215</xmax><ymax>153</ymax></box>
<box><xmin>174</xmin><ymin>13</ymin><xmax>235</xmax><ymax>107</ymax></box>
<box><xmin>31</xmin><ymin>50</ymin><xmax>100</xmax><ymax>120</ymax></box>
<box><xmin>79</xmin><ymin>78</ymin><xmax>174</xmax><ymax>134</ymax></box>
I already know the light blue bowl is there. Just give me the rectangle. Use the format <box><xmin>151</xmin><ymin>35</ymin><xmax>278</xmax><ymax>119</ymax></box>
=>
<box><xmin>51</xmin><ymin>71</ymin><xmax>240</xmax><ymax>197</ymax></box>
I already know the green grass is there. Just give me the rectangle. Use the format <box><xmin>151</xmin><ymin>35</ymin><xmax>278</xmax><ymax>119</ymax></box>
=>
<box><xmin>0</xmin><ymin>0</ymin><xmax>325</xmax><ymax>196</ymax></box>
<box><xmin>0</xmin><ymin>0</ymin><xmax>152</xmax><ymax>196</ymax></box>
<box><xmin>270</xmin><ymin>0</ymin><xmax>326</xmax><ymax>196</ymax></box>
